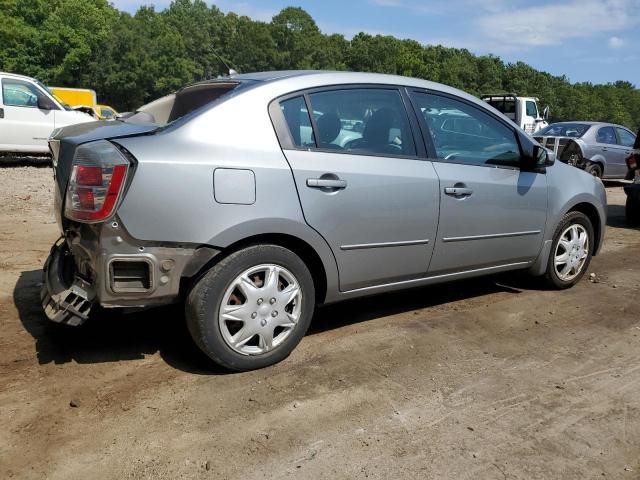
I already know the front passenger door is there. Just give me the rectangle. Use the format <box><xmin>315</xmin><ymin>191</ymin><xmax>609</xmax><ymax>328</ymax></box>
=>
<box><xmin>410</xmin><ymin>91</ymin><xmax>548</xmax><ymax>274</ymax></box>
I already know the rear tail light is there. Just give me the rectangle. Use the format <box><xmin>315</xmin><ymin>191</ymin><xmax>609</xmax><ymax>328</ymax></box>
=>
<box><xmin>627</xmin><ymin>153</ymin><xmax>638</xmax><ymax>171</ymax></box>
<box><xmin>65</xmin><ymin>140</ymin><xmax>130</xmax><ymax>222</ymax></box>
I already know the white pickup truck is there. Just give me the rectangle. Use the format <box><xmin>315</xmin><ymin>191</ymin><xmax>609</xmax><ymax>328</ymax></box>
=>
<box><xmin>481</xmin><ymin>93</ymin><xmax>549</xmax><ymax>134</ymax></box>
<box><xmin>0</xmin><ymin>72</ymin><xmax>93</xmax><ymax>154</ymax></box>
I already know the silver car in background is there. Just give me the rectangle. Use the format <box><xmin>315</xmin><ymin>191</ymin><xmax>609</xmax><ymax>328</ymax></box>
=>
<box><xmin>535</xmin><ymin>121</ymin><xmax>637</xmax><ymax>178</ymax></box>
<box><xmin>42</xmin><ymin>71</ymin><xmax>607</xmax><ymax>371</ymax></box>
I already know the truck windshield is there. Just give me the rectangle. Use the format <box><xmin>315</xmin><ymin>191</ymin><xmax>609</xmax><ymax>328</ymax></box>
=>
<box><xmin>537</xmin><ymin>123</ymin><xmax>590</xmax><ymax>138</ymax></box>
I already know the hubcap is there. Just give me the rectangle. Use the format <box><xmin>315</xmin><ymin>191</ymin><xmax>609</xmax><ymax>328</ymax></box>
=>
<box><xmin>219</xmin><ymin>264</ymin><xmax>302</xmax><ymax>355</ymax></box>
<box><xmin>554</xmin><ymin>224</ymin><xmax>589</xmax><ymax>281</ymax></box>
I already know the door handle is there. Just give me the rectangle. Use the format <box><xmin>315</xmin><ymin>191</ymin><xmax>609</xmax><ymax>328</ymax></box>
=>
<box><xmin>0</xmin><ymin>108</ymin><xmax>4</xmax><ymax>119</ymax></box>
<box><xmin>602</xmin><ymin>147</ymin><xmax>609</xmax><ymax>152</ymax></box>
<box><xmin>306</xmin><ymin>178</ymin><xmax>347</xmax><ymax>189</ymax></box>
<box><xmin>444</xmin><ymin>186</ymin><xmax>473</xmax><ymax>197</ymax></box>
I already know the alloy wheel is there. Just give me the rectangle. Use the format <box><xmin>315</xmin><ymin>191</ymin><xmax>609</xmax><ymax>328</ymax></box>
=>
<box><xmin>218</xmin><ymin>264</ymin><xmax>302</xmax><ymax>355</ymax></box>
<box><xmin>554</xmin><ymin>224</ymin><xmax>589</xmax><ymax>281</ymax></box>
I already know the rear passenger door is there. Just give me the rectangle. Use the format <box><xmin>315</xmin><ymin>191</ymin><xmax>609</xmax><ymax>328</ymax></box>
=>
<box><xmin>272</xmin><ymin>87</ymin><xmax>440</xmax><ymax>292</ymax></box>
<box><xmin>409</xmin><ymin>90</ymin><xmax>548</xmax><ymax>274</ymax></box>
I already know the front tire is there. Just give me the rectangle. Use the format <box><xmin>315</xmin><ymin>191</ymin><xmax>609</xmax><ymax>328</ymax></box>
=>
<box><xmin>544</xmin><ymin>211</ymin><xmax>594</xmax><ymax>289</ymax></box>
<box><xmin>185</xmin><ymin>244</ymin><xmax>315</xmax><ymax>371</ymax></box>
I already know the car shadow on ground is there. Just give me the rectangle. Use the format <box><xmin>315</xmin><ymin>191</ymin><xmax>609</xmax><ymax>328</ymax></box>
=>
<box><xmin>14</xmin><ymin>269</ymin><xmax>223</xmax><ymax>374</ymax></box>
<box><xmin>604</xmin><ymin>190</ymin><xmax>638</xmax><ymax>230</ymax></box>
<box><xmin>309</xmin><ymin>277</ymin><xmax>525</xmax><ymax>335</ymax></box>
<box><xmin>607</xmin><ymin>204</ymin><xmax>628</xmax><ymax>228</ymax></box>
<box><xmin>0</xmin><ymin>155</ymin><xmax>51</xmax><ymax>168</ymax></box>
<box><xmin>17</xmin><ymin>194</ymin><xmax>629</xmax><ymax>374</ymax></box>
<box><xmin>15</xmin><ymin>268</ymin><xmax>526</xmax><ymax>375</ymax></box>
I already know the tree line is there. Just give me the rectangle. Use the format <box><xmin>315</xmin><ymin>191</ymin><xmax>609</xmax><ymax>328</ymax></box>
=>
<box><xmin>1</xmin><ymin>0</ymin><xmax>639</xmax><ymax>130</ymax></box>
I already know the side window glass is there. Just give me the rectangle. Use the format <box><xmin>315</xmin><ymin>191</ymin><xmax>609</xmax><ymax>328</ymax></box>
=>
<box><xmin>616</xmin><ymin>128</ymin><xmax>636</xmax><ymax>147</ymax></box>
<box><xmin>2</xmin><ymin>79</ymin><xmax>41</xmax><ymax>107</ymax></box>
<box><xmin>596</xmin><ymin>126</ymin><xmax>616</xmax><ymax>145</ymax></box>
<box><xmin>412</xmin><ymin>92</ymin><xmax>521</xmax><ymax>167</ymax></box>
<box><xmin>280</xmin><ymin>96</ymin><xmax>314</xmax><ymax>148</ymax></box>
<box><xmin>525</xmin><ymin>101</ymin><xmax>538</xmax><ymax>117</ymax></box>
<box><xmin>307</xmin><ymin>88</ymin><xmax>416</xmax><ymax>157</ymax></box>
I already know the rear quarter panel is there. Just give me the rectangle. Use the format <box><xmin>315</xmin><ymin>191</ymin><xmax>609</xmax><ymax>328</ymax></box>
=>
<box><xmin>113</xmin><ymin>86</ymin><xmax>341</xmax><ymax>300</ymax></box>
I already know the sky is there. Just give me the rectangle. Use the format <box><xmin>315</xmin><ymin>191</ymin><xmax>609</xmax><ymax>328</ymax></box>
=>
<box><xmin>110</xmin><ymin>0</ymin><xmax>640</xmax><ymax>86</ymax></box>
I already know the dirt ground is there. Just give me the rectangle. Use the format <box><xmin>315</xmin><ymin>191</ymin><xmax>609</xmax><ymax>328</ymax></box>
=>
<box><xmin>1</xmin><ymin>166</ymin><xmax>639</xmax><ymax>480</ymax></box>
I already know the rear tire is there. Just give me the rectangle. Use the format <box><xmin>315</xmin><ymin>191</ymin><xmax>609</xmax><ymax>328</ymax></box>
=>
<box><xmin>584</xmin><ymin>162</ymin><xmax>603</xmax><ymax>178</ymax></box>
<box><xmin>185</xmin><ymin>244</ymin><xmax>315</xmax><ymax>371</ymax></box>
<box><xmin>544</xmin><ymin>211</ymin><xmax>594</xmax><ymax>289</ymax></box>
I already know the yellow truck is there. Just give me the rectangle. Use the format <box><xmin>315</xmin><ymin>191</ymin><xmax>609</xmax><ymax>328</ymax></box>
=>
<box><xmin>49</xmin><ymin>87</ymin><xmax>118</xmax><ymax>120</ymax></box>
<box><xmin>49</xmin><ymin>87</ymin><xmax>96</xmax><ymax>108</ymax></box>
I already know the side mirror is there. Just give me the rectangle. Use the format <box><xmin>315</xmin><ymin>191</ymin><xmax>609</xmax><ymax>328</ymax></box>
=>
<box><xmin>37</xmin><ymin>95</ymin><xmax>57</xmax><ymax>111</ymax></box>
<box><xmin>542</xmin><ymin>105</ymin><xmax>550</xmax><ymax>120</ymax></box>
<box><xmin>522</xmin><ymin>145</ymin><xmax>553</xmax><ymax>172</ymax></box>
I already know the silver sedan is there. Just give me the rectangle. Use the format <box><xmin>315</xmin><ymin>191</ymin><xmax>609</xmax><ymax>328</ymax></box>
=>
<box><xmin>42</xmin><ymin>71</ymin><xmax>607</xmax><ymax>371</ymax></box>
<box><xmin>535</xmin><ymin>121</ymin><xmax>637</xmax><ymax>178</ymax></box>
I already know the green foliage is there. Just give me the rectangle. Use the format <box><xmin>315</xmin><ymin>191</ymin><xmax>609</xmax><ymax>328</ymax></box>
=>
<box><xmin>0</xmin><ymin>0</ymin><xmax>638</xmax><ymax>129</ymax></box>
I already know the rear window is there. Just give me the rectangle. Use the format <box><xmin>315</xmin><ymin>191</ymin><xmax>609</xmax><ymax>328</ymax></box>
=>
<box><xmin>486</xmin><ymin>98</ymin><xmax>516</xmax><ymax>115</ymax></box>
<box><xmin>128</xmin><ymin>81</ymin><xmax>240</xmax><ymax>126</ymax></box>
<box><xmin>537</xmin><ymin>123</ymin><xmax>591</xmax><ymax>138</ymax></box>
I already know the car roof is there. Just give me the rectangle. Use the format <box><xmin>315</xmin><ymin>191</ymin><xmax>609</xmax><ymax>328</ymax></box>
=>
<box><xmin>214</xmin><ymin>70</ymin><xmax>499</xmax><ymax>116</ymax></box>
<box><xmin>0</xmin><ymin>71</ymin><xmax>38</xmax><ymax>82</ymax></box>
<box><xmin>227</xmin><ymin>69</ymin><xmax>461</xmax><ymax>92</ymax></box>
<box><xmin>229</xmin><ymin>70</ymin><xmax>324</xmax><ymax>82</ymax></box>
<box><xmin>548</xmin><ymin>121</ymin><xmax>626</xmax><ymax>128</ymax></box>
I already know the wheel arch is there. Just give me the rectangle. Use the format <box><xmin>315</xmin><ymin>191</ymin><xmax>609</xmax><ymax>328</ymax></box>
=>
<box><xmin>529</xmin><ymin>196</ymin><xmax>605</xmax><ymax>277</ymax></box>
<box><xmin>185</xmin><ymin>233</ymin><xmax>331</xmax><ymax>305</ymax></box>
<box><xmin>567</xmin><ymin>201</ymin><xmax>603</xmax><ymax>256</ymax></box>
<box><xmin>585</xmin><ymin>154</ymin><xmax>606</xmax><ymax>174</ymax></box>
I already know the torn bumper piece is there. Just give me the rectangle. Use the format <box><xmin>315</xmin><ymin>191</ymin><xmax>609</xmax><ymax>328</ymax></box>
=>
<box><xmin>41</xmin><ymin>239</ymin><xmax>95</xmax><ymax>326</ymax></box>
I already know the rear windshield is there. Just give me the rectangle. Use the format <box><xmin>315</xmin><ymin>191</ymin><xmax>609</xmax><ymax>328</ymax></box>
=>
<box><xmin>125</xmin><ymin>81</ymin><xmax>240</xmax><ymax>126</ymax></box>
<box><xmin>537</xmin><ymin>123</ymin><xmax>590</xmax><ymax>138</ymax></box>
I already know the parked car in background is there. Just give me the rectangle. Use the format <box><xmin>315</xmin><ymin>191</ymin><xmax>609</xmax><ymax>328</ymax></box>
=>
<box><xmin>624</xmin><ymin>128</ymin><xmax>640</xmax><ymax>225</ymax></box>
<box><xmin>535</xmin><ymin>121</ymin><xmax>637</xmax><ymax>178</ymax></box>
<box><xmin>0</xmin><ymin>72</ymin><xmax>93</xmax><ymax>154</ymax></box>
<box><xmin>42</xmin><ymin>71</ymin><xmax>606</xmax><ymax>371</ymax></box>
<box><xmin>95</xmin><ymin>104</ymin><xmax>118</xmax><ymax>120</ymax></box>
<box><xmin>481</xmin><ymin>93</ymin><xmax>549</xmax><ymax>134</ymax></box>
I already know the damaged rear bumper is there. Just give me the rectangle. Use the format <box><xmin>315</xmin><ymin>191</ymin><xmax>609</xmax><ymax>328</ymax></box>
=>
<box><xmin>41</xmin><ymin>238</ymin><xmax>94</xmax><ymax>326</ymax></box>
<box><xmin>40</xmin><ymin>222</ymin><xmax>221</xmax><ymax>326</ymax></box>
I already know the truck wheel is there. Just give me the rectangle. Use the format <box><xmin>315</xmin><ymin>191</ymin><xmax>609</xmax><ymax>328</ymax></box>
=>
<box><xmin>584</xmin><ymin>162</ymin><xmax>602</xmax><ymax>178</ymax></box>
<box><xmin>185</xmin><ymin>244</ymin><xmax>315</xmax><ymax>371</ymax></box>
<box><xmin>544</xmin><ymin>211</ymin><xmax>594</xmax><ymax>289</ymax></box>
<box><xmin>627</xmin><ymin>196</ymin><xmax>640</xmax><ymax>226</ymax></box>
